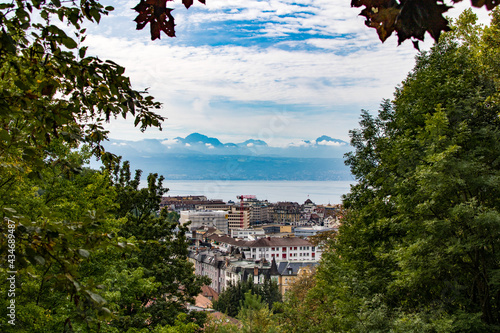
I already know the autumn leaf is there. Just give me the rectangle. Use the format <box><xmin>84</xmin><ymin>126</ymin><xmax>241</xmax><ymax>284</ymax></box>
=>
<box><xmin>360</xmin><ymin>6</ymin><xmax>401</xmax><ymax>42</ymax></box>
<box><xmin>133</xmin><ymin>0</ymin><xmax>176</xmax><ymax>40</ymax></box>
<box><xmin>353</xmin><ymin>0</ymin><xmax>454</xmax><ymax>48</ymax></box>
<box><xmin>396</xmin><ymin>0</ymin><xmax>452</xmax><ymax>45</ymax></box>
<box><xmin>133</xmin><ymin>0</ymin><xmax>206</xmax><ymax>39</ymax></box>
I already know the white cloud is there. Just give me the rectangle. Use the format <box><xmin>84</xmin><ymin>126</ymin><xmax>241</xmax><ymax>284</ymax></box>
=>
<box><xmin>317</xmin><ymin>140</ymin><xmax>346</xmax><ymax>146</ymax></box>
<box><xmin>206</xmin><ymin>143</ymin><xmax>215</xmax><ymax>149</ymax></box>
<box><xmin>288</xmin><ymin>140</ymin><xmax>312</xmax><ymax>147</ymax></box>
<box><xmin>161</xmin><ymin>138</ymin><xmax>180</xmax><ymax>146</ymax></box>
<box><xmin>84</xmin><ymin>0</ymin><xmax>493</xmax><ymax>143</ymax></box>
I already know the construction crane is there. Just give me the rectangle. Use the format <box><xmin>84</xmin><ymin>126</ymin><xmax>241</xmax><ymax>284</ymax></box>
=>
<box><xmin>236</xmin><ymin>195</ymin><xmax>256</xmax><ymax>227</ymax></box>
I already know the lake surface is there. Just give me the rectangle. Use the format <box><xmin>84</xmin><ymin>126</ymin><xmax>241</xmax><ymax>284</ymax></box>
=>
<box><xmin>162</xmin><ymin>180</ymin><xmax>356</xmax><ymax>205</ymax></box>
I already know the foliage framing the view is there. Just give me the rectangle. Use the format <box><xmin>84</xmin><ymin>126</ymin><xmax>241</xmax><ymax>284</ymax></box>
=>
<box><xmin>306</xmin><ymin>9</ymin><xmax>500</xmax><ymax>332</ymax></box>
<box><xmin>0</xmin><ymin>0</ymin><xmax>208</xmax><ymax>331</ymax></box>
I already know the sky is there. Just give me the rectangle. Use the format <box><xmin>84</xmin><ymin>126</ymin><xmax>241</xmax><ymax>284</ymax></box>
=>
<box><xmin>83</xmin><ymin>0</ymin><xmax>492</xmax><ymax>147</ymax></box>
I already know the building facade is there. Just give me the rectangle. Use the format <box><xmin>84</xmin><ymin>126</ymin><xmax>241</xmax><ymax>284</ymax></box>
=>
<box><xmin>179</xmin><ymin>210</ymin><xmax>229</xmax><ymax>234</ymax></box>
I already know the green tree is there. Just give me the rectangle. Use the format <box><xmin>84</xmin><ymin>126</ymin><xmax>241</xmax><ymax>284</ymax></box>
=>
<box><xmin>302</xmin><ymin>9</ymin><xmax>500</xmax><ymax>332</ymax></box>
<box><xmin>0</xmin><ymin>0</ymin><xmax>212</xmax><ymax>331</ymax></box>
<box><xmin>237</xmin><ymin>291</ymin><xmax>281</xmax><ymax>333</ymax></box>
<box><xmin>213</xmin><ymin>279</ymin><xmax>282</xmax><ymax>318</ymax></box>
<box><xmin>103</xmin><ymin>160</ymin><xmax>210</xmax><ymax>330</ymax></box>
<box><xmin>0</xmin><ymin>146</ymin><xmax>121</xmax><ymax>332</ymax></box>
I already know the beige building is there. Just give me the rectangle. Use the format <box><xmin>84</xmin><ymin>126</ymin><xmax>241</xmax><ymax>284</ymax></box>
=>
<box><xmin>227</xmin><ymin>206</ymin><xmax>250</xmax><ymax>230</ymax></box>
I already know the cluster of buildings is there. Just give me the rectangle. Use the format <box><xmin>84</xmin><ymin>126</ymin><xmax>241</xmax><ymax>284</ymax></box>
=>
<box><xmin>163</xmin><ymin>195</ymin><xmax>342</xmax><ymax>233</ymax></box>
<box><xmin>162</xmin><ymin>195</ymin><xmax>342</xmax><ymax>301</ymax></box>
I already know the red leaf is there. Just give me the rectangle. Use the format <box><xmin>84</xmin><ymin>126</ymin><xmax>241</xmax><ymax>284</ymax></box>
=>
<box><xmin>354</xmin><ymin>0</ymin><xmax>454</xmax><ymax>48</ymax></box>
<box><xmin>133</xmin><ymin>0</ymin><xmax>176</xmax><ymax>40</ymax></box>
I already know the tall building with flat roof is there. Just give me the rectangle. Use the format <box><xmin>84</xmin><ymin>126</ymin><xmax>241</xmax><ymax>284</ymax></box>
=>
<box><xmin>227</xmin><ymin>206</ymin><xmax>250</xmax><ymax>230</ymax></box>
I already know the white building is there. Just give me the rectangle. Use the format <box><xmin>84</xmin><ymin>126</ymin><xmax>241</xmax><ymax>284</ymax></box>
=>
<box><xmin>243</xmin><ymin>237</ymin><xmax>321</xmax><ymax>262</ymax></box>
<box><xmin>230</xmin><ymin>228</ymin><xmax>266</xmax><ymax>240</ymax></box>
<box><xmin>179</xmin><ymin>210</ymin><xmax>229</xmax><ymax>234</ymax></box>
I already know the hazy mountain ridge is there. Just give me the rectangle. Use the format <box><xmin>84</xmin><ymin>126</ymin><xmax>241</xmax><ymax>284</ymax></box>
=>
<box><xmin>106</xmin><ymin>133</ymin><xmax>351</xmax><ymax>158</ymax></box>
<box><xmin>101</xmin><ymin>133</ymin><xmax>353</xmax><ymax>180</ymax></box>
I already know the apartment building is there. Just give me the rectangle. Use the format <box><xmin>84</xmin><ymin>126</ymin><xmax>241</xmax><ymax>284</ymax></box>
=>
<box><xmin>230</xmin><ymin>227</ymin><xmax>266</xmax><ymax>240</ymax></box>
<box><xmin>188</xmin><ymin>249</ymin><xmax>318</xmax><ymax>295</ymax></box>
<box><xmin>243</xmin><ymin>237</ymin><xmax>321</xmax><ymax>261</ymax></box>
<box><xmin>272</xmin><ymin>202</ymin><xmax>301</xmax><ymax>224</ymax></box>
<box><xmin>227</xmin><ymin>206</ymin><xmax>250</xmax><ymax>230</ymax></box>
<box><xmin>179</xmin><ymin>210</ymin><xmax>229</xmax><ymax>234</ymax></box>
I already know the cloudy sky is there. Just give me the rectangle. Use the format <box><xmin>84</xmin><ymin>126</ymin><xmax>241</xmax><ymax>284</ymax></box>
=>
<box><xmin>84</xmin><ymin>0</ymin><xmax>491</xmax><ymax>147</ymax></box>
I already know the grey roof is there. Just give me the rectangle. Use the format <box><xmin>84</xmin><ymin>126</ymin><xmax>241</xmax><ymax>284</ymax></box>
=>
<box><xmin>277</xmin><ymin>261</ymin><xmax>319</xmax><ymax>276</ymax></box>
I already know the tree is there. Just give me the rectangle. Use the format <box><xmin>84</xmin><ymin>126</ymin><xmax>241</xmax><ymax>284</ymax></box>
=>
<box><xmin>304</xmin><ymin>9</ymin><xmax>500</xmax><ymax>332</ymax></box>
<box><xmin>237</xmin><ymin>291</ymin><xmax>281</xmax><ymax>333</ymax></box>
<box><xmin>101</xmin><ymin>160</ymin><xmax>210</xmax><ymax>330</ymax></box>
<box><xmin>0</xmin><ymin>0</ymin><xmax>163</xmax><ymax>193</ymax></box>
<box><xmin>213</xmin><ymin>279</ymin><xmax>282</xmax><ymax>318</ymax></box>
<box><xmin>0</xmin><ymin>146</ymin><xmax>121</xmax><ymax>332</ymax></box>
<box><xmin>0</xmin><ymin>0</ymin><xmax>163</xmax><ymax>328</ymax></box>
<box><xmin>0</xmin><ymin>0</ymin><xmax>209</xmax><ymax>331</ymax></box>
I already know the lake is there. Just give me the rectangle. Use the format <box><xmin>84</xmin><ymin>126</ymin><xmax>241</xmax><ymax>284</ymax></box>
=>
<box><xmin>162</xmin><ymin>180</ymin><xmax>356</xmax><ymax>205</ymax></box>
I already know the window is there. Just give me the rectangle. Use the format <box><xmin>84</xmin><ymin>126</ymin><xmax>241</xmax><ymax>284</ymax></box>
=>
<box><xmin>282</xmin><ymin>254</ymin><xmax>286</xmax><ymax>258</ymax></box>
<box><xmin>282</xmin><ymin>247</ymin><xmax>286</xmax><ymax>252</ymax></box>
<box><xmin>294</xmin><ymin>247</ymin><xmax>297</xmax><ymax>250</ymax></box>
<box><xmin>312</xmin><ymin>253</ymin><xmax>315</xmax><ymax>257</ymax></box>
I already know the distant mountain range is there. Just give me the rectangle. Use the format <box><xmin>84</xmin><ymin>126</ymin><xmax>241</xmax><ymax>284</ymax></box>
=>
<box><xmin>98</xmin><ymin>133</ymin><xmax>353</xmax><ymax>181</ymax></box>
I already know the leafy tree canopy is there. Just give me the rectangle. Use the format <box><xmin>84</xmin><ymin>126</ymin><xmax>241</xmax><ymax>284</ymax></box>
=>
<box><xmin>287</xmin><ymin>8</ymin><xmax>500</xmax><ymax>332</ymax></box>
<box><xmin>0</xmin><ymin>0</ymin><xmax>206</xmax><ymax>331</ymax></box>
<box><xmin>213</xmin><ymin>279</ymin><xmax>282</xmax><ymax>318</ymax></box>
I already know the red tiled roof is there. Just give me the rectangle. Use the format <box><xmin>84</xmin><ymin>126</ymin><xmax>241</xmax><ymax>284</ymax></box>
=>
<box><xmin>201</xmin><ymin>285</ymin><xmax>219</xmax><ymax>301</ymax></box>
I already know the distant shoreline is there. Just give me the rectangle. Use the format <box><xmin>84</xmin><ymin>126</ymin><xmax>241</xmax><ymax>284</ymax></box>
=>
<box><xmin>160</xmin><ymin>179</ymin><xmax>356</xmax><ymax>205</ymax></box>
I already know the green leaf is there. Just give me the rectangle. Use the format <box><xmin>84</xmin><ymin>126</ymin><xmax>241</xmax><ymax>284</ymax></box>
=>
<box><xmin>34</xmin><ymin>255</ymin><xmax>46</xmax><ymax>265</ymax></box>
<box><xmin>77</xmin><ymin>249</ymin><xmax>90</xmax><ymax>258</ymax></box>
<box><xmin>79</xmin><ymin>46</ymin><xmax>87</xmax><ymax>58</ymax></box>
<box><xmin>62</xmin><ymin>36</ymin><xmax>77</xmax><ymax>49</ymax></box>
<box><xmin>14</xmin><ymin>80</ymin><xmax>29</xmax><ymax>90</ymax></box>
<box><xmin>86</xmin><ymin>290</ymin><xmax>106</xmax><ymax>305</ymax></box>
